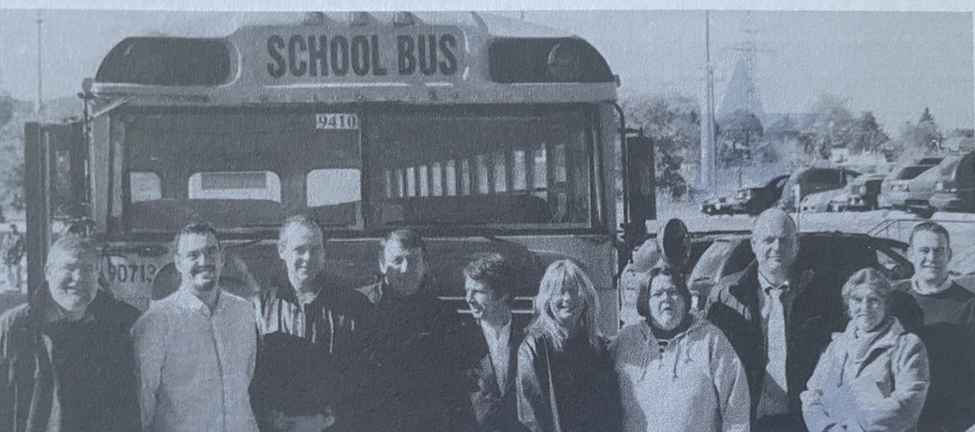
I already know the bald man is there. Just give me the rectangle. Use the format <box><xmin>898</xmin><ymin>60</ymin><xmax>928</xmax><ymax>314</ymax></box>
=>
<box><xmin>707</xmin><ymin>209</ymin><xmax>841</xmax><ymax>432</ymax></box>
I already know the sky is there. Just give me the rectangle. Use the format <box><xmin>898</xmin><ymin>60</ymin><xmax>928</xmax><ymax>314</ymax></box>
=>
<box><xmin>0</xmin><ymin>6</ymin><xmax>971</xmax><ymax>132</ymax></box>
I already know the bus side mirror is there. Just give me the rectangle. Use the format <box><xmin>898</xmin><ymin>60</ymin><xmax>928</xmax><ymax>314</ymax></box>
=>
<box><xmin>624</xmin><ymin>135</ymin><xmax>655</xmax><ymax>248</ymax></box>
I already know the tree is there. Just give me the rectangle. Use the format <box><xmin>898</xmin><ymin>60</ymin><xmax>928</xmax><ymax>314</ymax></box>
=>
<box><xmin>0</xmin><ymin>96</ymin><xmax>13</xmax><ymax>128</ymax></box>
<box><xmin>719</xmin><ymin>108</ymin><xmax>764</xmax><ymax>165</ymax></box>
<box><xmin>0</xmin><ymin>95</ymin><xmax>26</xmax><ymax>213</ymax></box>
<box><xmin>848</xmin><ymin>111</ymin><xmax>890</xmax><ymax>154</ymax></box>
<box><xmin>899</xmin><ymin>107</ymin><xmax>943</xmax><ymax>153</ymax></box>
<box><xmin>809</xmin><ymin>94</ymin><xmax>855</xmax><ymax>154</ymax></box>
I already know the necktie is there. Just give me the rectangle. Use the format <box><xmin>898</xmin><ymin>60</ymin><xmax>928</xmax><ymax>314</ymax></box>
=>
<box><xmin>766</xmin><ymin>287</ymin><xmax>788</xmax><ymax>394</ymax></box>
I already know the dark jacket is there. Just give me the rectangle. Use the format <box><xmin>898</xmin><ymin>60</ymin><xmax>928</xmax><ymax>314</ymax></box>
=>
<box><xmin>344</xmin><ymin>281</ymin><xmax>475</xmax><ymax>432</ymax></box>
<box><xmin>515</xmin><ymin>332</ymin><xmax>622</xmax><ymax>432</ymax></box>
<box><xmin>889</xmin><ymin>279</ymin><xmax>975</xmax><ymax>432</ymax></box>
<box><xmin>466</xmin><ymin>322</ymin><xmax>525</xmax><ymax>432</ymax></box>
<box><xmin>706</xmin><ymin>261</ymin><xmax>843</xmax><ymax>428</ymax></box>
<box><xmin>251</xmin><ymin>274</ymin><xmax>360</xmax><ymax>426</ymax></box>
<box><xmin>0</xmin><ymin>288</ymin><xmax>141</xmax><ymax>432</ymax></box>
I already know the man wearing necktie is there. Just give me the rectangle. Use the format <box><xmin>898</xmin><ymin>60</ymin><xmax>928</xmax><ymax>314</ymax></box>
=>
<box><xmin>707</xmin><ymin>208</ymin><xmax>840</xmax><ymax>431</ymax></box>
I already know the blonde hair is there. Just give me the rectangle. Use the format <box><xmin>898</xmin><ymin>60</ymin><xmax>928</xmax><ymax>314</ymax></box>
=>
<box><xmin>526</xmin><ymin>260</ymin><xmax>601</xmax><ymax>352</ymax></box>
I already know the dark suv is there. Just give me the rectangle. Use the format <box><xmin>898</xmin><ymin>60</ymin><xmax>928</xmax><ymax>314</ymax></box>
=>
<box><xmin>701</xmin><ymin>175</ymin><xmax>790</xmax><ymax>215</ymax></box>
<box><xmin>781</xmin><ymin>167</ymin><xmax>861</xmax><ymax>211</ymax></box>
<box><xmin>686</xmin><ymin>232</ymin><xmax>910</xmax><ymax>311</ymax></box>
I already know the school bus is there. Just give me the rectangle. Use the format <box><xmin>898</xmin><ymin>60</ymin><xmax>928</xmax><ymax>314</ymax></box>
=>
<box><xmin>24</xmin><ymin>12</ymin><xmax>655</xmax><ymax>336</ymax></box>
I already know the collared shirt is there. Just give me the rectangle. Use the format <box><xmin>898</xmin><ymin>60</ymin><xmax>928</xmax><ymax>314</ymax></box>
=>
<box><xmin>756</xmin><ymin>271</ymin><xmax>791</xmax><ymax>419</ymax></box>
<box><xmin>912</xmin><ymin>276</ymin><xmax>953</xmax><ymax>296</ymax></box>
<box><xmin>133</xmin><ymin>289</ymin><xmax>259</xmax><ymax>432</ymax></box>
<box><xmin>480</xmin><ymin>319</ymin><xmax>512</xmax><ymax>390</ymax></box>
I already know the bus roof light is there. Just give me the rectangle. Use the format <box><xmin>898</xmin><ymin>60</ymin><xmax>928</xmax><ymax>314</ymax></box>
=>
<box><xmin>547</xmin><ymin>41</ymin><xmax>583</xmax><ymax>82</ymax></box>
<box><xmin>394</xmin><ymin>12</ymin><xmax>416</xmax><ymax>26</ymax></box>
<box><xmin>488</xmin><ymin>38</ymin><xmax>614</xmax><ymax>84</ymax></box>
<box><xmin>351</xmin><ymin>12</ymin><xmax>371</xmax><ymax>26</ymax></box>
<box><xmin>303</xmin><ymin>12</ymin><xmax>326</xmax><ymax>25</ymax></box>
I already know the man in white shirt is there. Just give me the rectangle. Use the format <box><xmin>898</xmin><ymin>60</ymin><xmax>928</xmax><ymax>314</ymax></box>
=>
<box><xmin>463</xmin><ymin>253</ymin><xmax>523</xmax><ymax>432</ymax></box>
<box><xmin>132</xmin><ymin>223</ymin><xmax>259</xmax><ymax>432</ymax></box>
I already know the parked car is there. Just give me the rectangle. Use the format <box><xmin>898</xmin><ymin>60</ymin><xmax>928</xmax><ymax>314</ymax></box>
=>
<box><xmin>780</xmin><ymin>167</ymin><xmax>861</xmax><ymax>211</ymax></box>
<box><xmin>799</xmin><ymin>188</ymin><xmax>847</xmax><ymax>213</ymax></box>
<box><xmin>687</xmin><ymin>232</ymin><xmax>911</xmax><ymax>311</ymax></box>
<box><xmin>930</xmin><ymin>152</ymin><xmax>975</xmax><ymax>213</ymax></box>
<box><xmin>701</xmin><ymin>175</ymin><xmax>789</xmax><ymax>215</ymax></box>
<box><xmin>878</xmin><ymin>157</ymin><xmax>944</xmax><ymax>212</ymax></box>
<box><xmin>830</xmin><ymin>174</ymin><xmax>887</xmax><ymax>211</ymax></box>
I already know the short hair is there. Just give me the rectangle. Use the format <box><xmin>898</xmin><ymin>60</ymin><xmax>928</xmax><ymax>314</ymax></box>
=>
<box><xmin>46</xmin><ymin>235</ymin><xmax>99</xmax><ymax>268</ymax></box>
<box><xmin>464</xmin><ymin>253</ymin><xmax>517</xmax><ymax>304</ymax></box>
<box><xmin>636</xmin><ymin>265</ymin><xmax>691</xmax><ymax>319</ymax></box>
<box><xmin>278</xmin><ymin>215</ymin><xmax>324</xmax><ymax>249</ymax></box>
<box><xmin>909</xmin><ymin>221</ymin><xmax>951</xmax><ymax>248</ymax></box>
<box><xmin>842</xmin><ymin>268</ymin><xmax>893</xmax><ymax>314</ymax></box>
<box><xmin>379</xmin><ymin>229</ymin><xmax>426</xmax><ymax>260</ymax></box>
<box><xmin>173</xmin><ymin>222</ymin><xmax>221</xmax><ymax>253</ymax></box>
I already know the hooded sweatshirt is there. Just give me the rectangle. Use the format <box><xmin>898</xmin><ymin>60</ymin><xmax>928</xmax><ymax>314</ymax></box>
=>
<box><xmin>612</xmin><ymin>315</ymin><xmax>750</xmax><ymax>432</ymax></box>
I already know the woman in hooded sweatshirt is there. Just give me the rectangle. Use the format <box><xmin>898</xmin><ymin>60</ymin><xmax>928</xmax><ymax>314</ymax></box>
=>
<box><xmin>801</xmin><ymin>268</ymin><xmax>929</xmax><ymax>432</ymax></box>
<box><xmin>613</xmin><ymin>265</ymin><xmax>750</xmax><ymax>432</ymax></box>
<box><xmin>516</xmin><ymin>260</ymin><xmax>622</xmax><ymax>432</ymax></box>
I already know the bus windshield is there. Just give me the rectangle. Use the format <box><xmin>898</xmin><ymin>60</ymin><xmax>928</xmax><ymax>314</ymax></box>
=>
<box><xmin>124</xmin><ymin>112</ymin><xmax>362</xmax><ymax>232</ymax></box>
<box><xmin>121</xmin><ymin>107</ymin><xmax>597</xmax><ymax>233</ymax></box>
<box><xmin>364</xmin><ymin>107</ymin><xmax>595</xmax><ymax>230</ymax></box>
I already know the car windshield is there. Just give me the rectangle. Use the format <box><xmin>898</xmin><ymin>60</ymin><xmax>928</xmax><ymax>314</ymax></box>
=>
<box><xmin>123</xmin><ymin>112</ymin><xmax>362</xmax><ymax>232</ymax></box>
<box><xmin>895</xmin><ymin>165</ymin><xmax>933</xmax><ymax>180</ymax></box>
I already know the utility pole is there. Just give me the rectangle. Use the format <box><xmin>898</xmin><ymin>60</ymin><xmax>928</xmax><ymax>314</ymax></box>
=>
<box><xmin>35</xmin><ymin>10</ymin><xmax>44</xmax><ymax>115</ymax></box>
<box><xmin>699</xmin><ymin>10</ymin><xmax>717</xmax><ymax>192</ymax></box>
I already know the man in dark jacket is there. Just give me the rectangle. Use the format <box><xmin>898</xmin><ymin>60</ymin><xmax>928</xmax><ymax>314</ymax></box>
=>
<box><xmin>707</xmin><ymin>209</ymin><xmax>842</xmax><ymax>432</ymax></box>
<box><xmin>462</xmin><ymin>254</ymin><xmax>525</xmax><ymax>432</ymax></box>
<box><xmin>889</xmin><ymin>221</ymin><xmax>975</xmax><ymax>432</ymax></box>
<box><xmin>251</xmin><ymin>215</ymin><xmax>359</xmax><ymax>431</ymax></box>
<box><xmin>346</xmin><ymin>229</ymin><xmax>474</xmax><ymax>432</ymax></box>
<box><xmin>0</xmin><ymin>235</ymin><xmax>141</xmax><ymax>432</ymax></box>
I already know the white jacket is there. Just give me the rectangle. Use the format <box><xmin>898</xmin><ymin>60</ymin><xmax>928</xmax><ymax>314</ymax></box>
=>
<box><xmin>612</xmin><ymin>316</ymin><xmax>751</xmax><ymax>432</ymax></box>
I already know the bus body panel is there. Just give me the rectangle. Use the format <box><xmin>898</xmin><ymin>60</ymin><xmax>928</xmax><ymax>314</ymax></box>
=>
<box><xmin>39</xmin><ymin>12</ymin><xmax>627</xmax><ymax>337</ymax></box>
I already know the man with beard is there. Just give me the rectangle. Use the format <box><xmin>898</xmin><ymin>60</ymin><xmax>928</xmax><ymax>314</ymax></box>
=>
<box><xmin>251</xmin><ymin>215</ymin><xmax>358</xmax><ymax>431</ymax></box>
<box><xmin>133</xmin><ymin>223</ymin><xmax>259</xmax><ymax>432</ymax></box>
<box><xmin>462</xmin><ymin>254</ymin><xmax>524</xmax><ymax>432</ymax></box>
<box><xmin>0</xmin><ymin>235</ymin><xmax>141</xmax><ymax>431</ymax></box>
<box><xmin>889</xmin><ymin>222</ymin><xmax>975</xmax><ymax>432</ymax></box>
<box><xmin>707</xmin><ymin>208</ymin><xmax>839</xmax><ymax>431</ymax></box>
<box><xmin>346</xmin><ymin>229</ymin><xmax>474</xmax><ymax>431</ymax></box>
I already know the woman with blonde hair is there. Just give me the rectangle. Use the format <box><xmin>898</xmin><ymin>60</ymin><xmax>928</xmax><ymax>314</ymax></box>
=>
<box><xmin>801</xmin><ymin>268</ymin><xmax>929</xmax><ymax>431</ymax></box>
<box><xmin>515</xmin><ymin>260</ymin><xmax>622</xmax><ymax>432</ymax></box>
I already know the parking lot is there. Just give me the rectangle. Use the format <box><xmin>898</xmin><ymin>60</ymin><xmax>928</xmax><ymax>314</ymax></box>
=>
<box><xmin>654</xmin><ymin>206</ymin><xmax>975</xmax><ymax>276</ymax></box>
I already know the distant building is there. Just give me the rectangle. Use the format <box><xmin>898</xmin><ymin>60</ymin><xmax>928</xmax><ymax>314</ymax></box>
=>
<box><xmin>718</xmin><ymin>60</ymin><xmax>767</xmax><ymax>125</ymax></box>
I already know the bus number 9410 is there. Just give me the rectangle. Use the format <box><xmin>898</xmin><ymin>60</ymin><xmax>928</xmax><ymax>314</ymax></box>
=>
<box><xmin>106</xmin><ymin>262</ymin><xmax>157</xmax><ymax>283</ymax></box>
